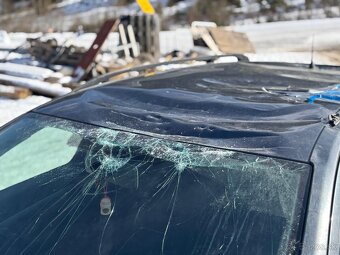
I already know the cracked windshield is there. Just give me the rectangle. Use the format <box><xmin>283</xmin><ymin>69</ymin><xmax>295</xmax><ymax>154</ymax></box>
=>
<box><xmin>0</xmin><ymin>113</ymin><xmax>310</xmax><ymax>254</ymax></box>
<box><xmin>0</xmin><ymin>0</ymin><xmax>338</xmax><ymax>254</ymax></box>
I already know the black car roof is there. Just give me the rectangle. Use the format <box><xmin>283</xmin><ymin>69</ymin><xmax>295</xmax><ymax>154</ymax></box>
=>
<box><xmin>34</xmin><ymin>61</ymin><xmax>340</xmax><ymax>162</ymax></box>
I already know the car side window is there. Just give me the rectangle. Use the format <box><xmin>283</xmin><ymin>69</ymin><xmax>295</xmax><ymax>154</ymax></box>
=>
<box><xmin>0</xmin><ymin>127</ymin><xmax>79</xmax><ymax>191</ymax></box>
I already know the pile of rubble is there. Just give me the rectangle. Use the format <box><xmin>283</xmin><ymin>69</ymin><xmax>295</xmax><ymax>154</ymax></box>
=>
<box><xmin>0</xmin><ymin>16</ymin><xmax>255</xmax><ymax>101</ymax></box>
<box><xmin>0</xmin><ymin>15</ymin><xmax>160</xmax><ymax>99</ymax></box>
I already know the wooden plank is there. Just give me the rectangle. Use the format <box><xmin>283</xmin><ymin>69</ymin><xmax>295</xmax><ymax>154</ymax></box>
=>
<box><xmin>118</xmin><ymin>24</ymin><xmax>131</xmax><ymax>60</ymax></box>
<box><xmin>0</xmin><ymin>74</ymin><xmax>71</xmax><ymax>98</ymax></box>
<box><xmin>0</xmin><ymin>84</ymin><xmax>31</xmax><ymax>99</ymax></box>
<box><xmin>73</xmin><ymin>19</ymin><xmax>120</xmax><ymax>82</ymax></box>
<box><xmin>209</xmin><ymin>28</ymin><xmax>255</xmax><ymax>54</ymax></box>
<box><xmin>192</xmin><ymin>26</ymin><xmax>222</xmax><ymax>55</ymax></box>
<box><xmin>130</xmin><ymin>14</ymin><xmax>160</xmax><ymax>59</ymax></box>
<box><xmin>127</xmin><ymin>25</ymin><xmax>140</xmax><ymax>57</ymax></box>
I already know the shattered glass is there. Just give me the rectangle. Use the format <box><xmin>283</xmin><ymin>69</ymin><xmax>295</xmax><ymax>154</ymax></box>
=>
<box><xmin>0</xmin><ymin>113</ymin><xmax>311</xmax><ymax>255</ymax></box>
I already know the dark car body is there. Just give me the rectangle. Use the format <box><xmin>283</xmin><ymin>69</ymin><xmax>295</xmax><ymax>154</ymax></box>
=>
<box><xmin>0</xmin><ymin>59</ymin><xmax>339</xmax><ymax>255</ymax></box>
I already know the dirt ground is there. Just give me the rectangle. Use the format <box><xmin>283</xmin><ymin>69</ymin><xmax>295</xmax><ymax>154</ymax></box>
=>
<box><xmin>317</xmin><ymin>50</ymin><xmax>340</xmax><ymax>65</ymax></box>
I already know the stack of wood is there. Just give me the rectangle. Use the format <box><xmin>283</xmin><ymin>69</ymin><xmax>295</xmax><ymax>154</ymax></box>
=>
<box><xmin>121</xmin><ymin>14</ymin><xmax>160</xmax><ymax>60</ymax></box>
<box><xmin>191</xmin><ymin>22</ymin><xmax>255</xmax><ymax>55</ymax></box>
<box><xmin>0</xmin><ymin>17</ymin><xmax>162</xmax><ymax>100</ymax></box>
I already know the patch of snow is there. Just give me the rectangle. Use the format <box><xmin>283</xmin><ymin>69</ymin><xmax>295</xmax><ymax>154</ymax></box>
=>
<box><xmin>232</xmin><ymin>18</ymin><xmax>340</xmax><ymax>52</ymax></box>
<box><xmin>0</xmin><ymin>96</ymin><xmax>50</xmax><ymax>127</ymax></box>
<box><xmin>160</xmin><ymin>29</ymin><xmax>193</xmax><ymax>54</ymax></box>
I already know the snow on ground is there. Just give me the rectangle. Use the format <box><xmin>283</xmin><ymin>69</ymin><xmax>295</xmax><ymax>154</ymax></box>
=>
<box><xmin>0</xmin><ymin>96</ymin><xmax>50</xmax><ymax>127</ymax></box>
<box><xmin>246</xmin><ymin>51</ymin><xmax>340</xmax><ymax>66</ymax></box>
<box><xmin>58</xmin><ymin>0</ymin><xmax>117</xmax><ymax>15</ymax></box>
<box><xmin>160</xmin><ymin>29</ymin><xmax>193</xmax><ymax>55</ymax></box>
<box><xmin>232</xmin><ymin>18</ymin><xmax>340</xmax><ymax>52</ymax></box>
<box><xmin>4</xmin><ymin>29</ymin><xmax>193</xmax><ymax>56</ymax></box>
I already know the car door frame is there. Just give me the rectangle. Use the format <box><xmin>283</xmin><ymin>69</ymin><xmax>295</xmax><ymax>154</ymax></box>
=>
<box><xmin>327</xmin><ymin>128</ymin><xmax>340</xmax><ymax>255</ymax></box>
<box><xmin>302</xmin><ymin>126</ymin><xmax>340</xmax><ymax>255</ymax></box>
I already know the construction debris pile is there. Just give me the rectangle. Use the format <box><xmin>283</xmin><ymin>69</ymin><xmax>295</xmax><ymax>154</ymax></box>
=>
<box><xmin>0</xmin><ymin>15</ymin><xmax>157</xmax><ymax>99</ymax></box>
<box><xmin>0</xmin><ymin>15</ymin><xmax>254</xmax><ymax>120</ymax></box>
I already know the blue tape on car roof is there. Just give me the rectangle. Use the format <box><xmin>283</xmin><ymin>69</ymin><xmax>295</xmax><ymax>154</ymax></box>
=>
<box><xmin>308</xmin><ymin>84</ymin><xmax>340</xmax><ymax>104</ymax></box>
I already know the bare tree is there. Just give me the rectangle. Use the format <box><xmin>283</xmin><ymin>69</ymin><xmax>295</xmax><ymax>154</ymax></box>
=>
<box><xmin>2</xmin><ymin>0</ymin><xmax>13</xmax><ymax>14</ymax></box>
<box><xmin>189</xmin><ymin>0</ymin><xmax>240</xmax><ymax>26</ymax></box>
<box><xmin>32</xmin><ymin>0</ymin><xmax>52</xmax><ymax>15</ymax></box>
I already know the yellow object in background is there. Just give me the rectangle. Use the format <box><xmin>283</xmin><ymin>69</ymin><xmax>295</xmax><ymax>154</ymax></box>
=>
<box><xmin>136</xmin><ymin>0</ymin><xmax>155</xmax><ymax>14</ymax></box>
